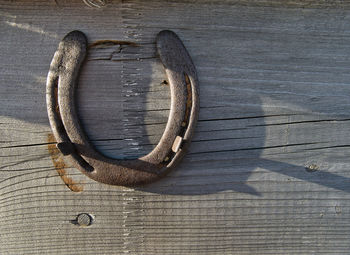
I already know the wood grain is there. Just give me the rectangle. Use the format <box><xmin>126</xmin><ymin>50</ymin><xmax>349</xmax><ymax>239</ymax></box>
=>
<box><xmin>1</xmin><ymin>0</ymin><xmax>350</xmax><ymax>254</ymax></box>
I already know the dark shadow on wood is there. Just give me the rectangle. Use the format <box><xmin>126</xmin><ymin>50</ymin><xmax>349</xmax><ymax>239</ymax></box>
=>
<box><xmin>138</xmin><ymin>158</ymin><xmax>350</xmax><ymax>195</ymax></box>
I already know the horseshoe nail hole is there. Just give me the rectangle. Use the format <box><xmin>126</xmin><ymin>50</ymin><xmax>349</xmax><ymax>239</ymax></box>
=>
<box><xmin>72</xmin><ymin>213</ymin><xmax>94</xmax><ymax>227</ymax></box>
<box><xmin>161</xmin><ymin>80</ymin><xmax>169</xmax><ymax>86</ymax></box>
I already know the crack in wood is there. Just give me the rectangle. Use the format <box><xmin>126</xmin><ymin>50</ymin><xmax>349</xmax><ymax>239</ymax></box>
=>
<box><xmin>250</xmin><ymin>118</ymin><xmax>350</xmax><ymax>127</ymax></box>
<box><xmin>188</xmin><ymin>142</ymin><xmax>326</xmax><ymax>155</ymax></box>
<box><xmin>87</xmin><ymin>56</ymin><xmax>156</xmax><ymax>62</ymax></box>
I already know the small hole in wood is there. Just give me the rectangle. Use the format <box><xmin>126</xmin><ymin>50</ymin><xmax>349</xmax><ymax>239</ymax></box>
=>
<box><xmin>161</xmin><ymin>80</ymin><xmax>169</xmax><ymax>86</ymax></box>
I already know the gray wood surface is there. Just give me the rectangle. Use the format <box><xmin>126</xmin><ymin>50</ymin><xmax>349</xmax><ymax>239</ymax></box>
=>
<box><xmin>1</xmin><ymin>0</ymin><xmax>350</xmax><ymax>254</ymax></box>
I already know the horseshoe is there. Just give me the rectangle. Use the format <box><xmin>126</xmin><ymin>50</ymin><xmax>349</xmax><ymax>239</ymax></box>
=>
<box><xmin>46</xmin><ymin>30</ymin><xmax>199</xmax><ymax>186</ymax></box>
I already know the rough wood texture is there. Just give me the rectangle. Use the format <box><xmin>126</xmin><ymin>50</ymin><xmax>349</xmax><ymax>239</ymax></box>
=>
<box><xmin>1</xmin><ymin>1</ymin><xmax>350</xmax><ymax>254</ymax></box>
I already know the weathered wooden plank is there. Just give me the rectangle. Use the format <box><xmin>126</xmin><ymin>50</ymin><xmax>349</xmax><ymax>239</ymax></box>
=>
<box><xmin>1</xmin><ymin>0</ymin><xmax>350</xmax><ymax>254</ymax></box>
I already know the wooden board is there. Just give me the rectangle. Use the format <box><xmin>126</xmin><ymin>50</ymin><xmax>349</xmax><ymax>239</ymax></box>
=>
<box><xmin>1</xmin><ymin>0</ymin><xmax>350</xmax><ymax>254</ymax></box>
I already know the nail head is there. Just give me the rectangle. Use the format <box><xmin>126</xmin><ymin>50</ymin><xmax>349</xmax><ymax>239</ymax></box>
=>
<box><xmin>76</xmin><ymin>213</ymin><xmax>94</xmax><ymax>226</ymax></box>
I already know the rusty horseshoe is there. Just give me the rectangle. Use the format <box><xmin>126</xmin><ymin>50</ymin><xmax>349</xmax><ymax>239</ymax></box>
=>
<box><xmin>46</xmin><ymin>30</ymin><xmax>199</xmax><ymax>186</ymax></box>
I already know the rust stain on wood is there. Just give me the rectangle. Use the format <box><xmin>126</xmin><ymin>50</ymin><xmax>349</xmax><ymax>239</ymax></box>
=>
<box><xmin>47</xmin><ymin>133</ymin><xmax>84</xmax><ymax>192</ymax></box>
